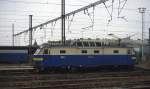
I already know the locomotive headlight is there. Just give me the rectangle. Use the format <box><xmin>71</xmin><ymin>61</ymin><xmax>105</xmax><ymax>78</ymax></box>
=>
<box><xmin>33</xmin><ymin>58</ymin><xmax>43</xmax><ymax>61</ymax></box>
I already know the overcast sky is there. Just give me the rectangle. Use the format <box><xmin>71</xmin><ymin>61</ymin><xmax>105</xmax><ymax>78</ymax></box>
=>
<box><xmin>0</xmin><ymin>0</ymin><xmax>150</xmax><ymax>46</ymax></box>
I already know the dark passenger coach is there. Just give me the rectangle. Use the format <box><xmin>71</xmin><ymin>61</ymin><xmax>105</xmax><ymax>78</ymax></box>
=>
<box><xmin>0</xmin><ymin>46</ymin><xmax>37</xmax><ymax>64</ymax></box>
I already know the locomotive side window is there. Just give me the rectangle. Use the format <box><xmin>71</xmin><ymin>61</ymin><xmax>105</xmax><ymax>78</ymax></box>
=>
<box><xmin>127</xmin><ymin>50</ymin><xmax>131</xmax><ymax>54</ymax></box>
<box><xmin>44</xmin><ymin>49</ymin><xmax>48</xmax><ymax>54</ymax></box>
<box><xmin>60</xmin><ymin>50</ymin><xmax>66</xmax><ymax>54</ymax></box>
<box><xmin>81</xmin><ymin>50</ymin><xmax>87</xmax><ymax>54</ymax></box>
<box><xmin>94</xmin><ymin>50</ymin><xmax>99</xmax><ymax>54</ymax></box>
<box><xmin>113</xmin><ymin>50</ymin><xmax>119</xmax><ymax>54</ymax></box>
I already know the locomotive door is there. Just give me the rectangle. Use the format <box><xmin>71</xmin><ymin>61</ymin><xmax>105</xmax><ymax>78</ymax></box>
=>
<box><xmin>60</xmin><ymin>50</ymin><xmax>66</xmax><ymax>66</ymax></box>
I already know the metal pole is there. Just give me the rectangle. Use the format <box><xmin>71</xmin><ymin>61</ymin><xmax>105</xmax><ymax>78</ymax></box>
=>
<box><xmin>61</xmin><ymin>0</ymin><xmax>65</xmax><ymax>45</ymax></box>
<box><xmin>142</xmin><ymin>10</ymin><xmax>144</xmax><ymax>61</ymax></box>
<box><xmin>12</xmin><ymin>24</ymin><xmax>14</xmax><ymax>46</ymax></box>
<box><xmin>138</xmin><ymin>8</ymin><xmax>146</xmax><ymax>61</ymax></box>
<box><xmin>149</xmin><ymin>28</ymin><xmax>150</xmax><ymax>56</ymax></box>
<box><xmin>29</xmin><ymin>15</ymin><xmax>33</xmax><ymax>46</ymax></box>
<box><xmin>29</xmin><ymin>15</ymin><xmax>33</xmax><ymax>64</ymax></box>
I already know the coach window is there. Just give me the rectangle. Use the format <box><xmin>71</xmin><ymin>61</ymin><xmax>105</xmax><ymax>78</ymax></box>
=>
<box><xmin>44</xmin><ymin>49</ymin><xmax>48</xmax><ymax>54</ymax></box>
<box><xmin>113</xmin><ymin>50</ymin><xmax>119</xmax><ymax>54</ymax></box>
<box><xmin>81</xmin><ymin>50</ymin><xmax>87</xmax><ymax>54</ymax></box>
<box><xmin>60</xmin><ymin>50</ymin><xmax>66</xmax><ymax>54</ymax></box>
<box><xmin>94</xmin><ymin>50</ymin><xmax>99</xmax><ymax>54</ymax></box>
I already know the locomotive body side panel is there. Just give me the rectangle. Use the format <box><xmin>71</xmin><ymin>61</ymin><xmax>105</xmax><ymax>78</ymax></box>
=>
<box><xmin>33</xmin><ymin>47</ymin><xmax>134</xmax><ymax>69</ymax></box>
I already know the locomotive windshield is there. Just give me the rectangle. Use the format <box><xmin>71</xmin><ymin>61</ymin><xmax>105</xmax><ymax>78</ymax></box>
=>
<box><xmin>34</xmin><ymin>49</ymin><xmax>40</xmax><ymax>55</ymax></box>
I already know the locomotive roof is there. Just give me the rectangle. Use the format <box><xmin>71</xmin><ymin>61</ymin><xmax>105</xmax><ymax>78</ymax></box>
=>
<box><xmin>41</xmin><ymin>39</ymin><xmax>131</xmax><ymax>48</ymax></box>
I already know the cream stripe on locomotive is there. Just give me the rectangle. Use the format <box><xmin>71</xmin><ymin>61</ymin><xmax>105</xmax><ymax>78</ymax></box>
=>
<box><xmin>36</xmin><ymin>47</ymin><xmax>132</xmax><ymax>55</ymax></box>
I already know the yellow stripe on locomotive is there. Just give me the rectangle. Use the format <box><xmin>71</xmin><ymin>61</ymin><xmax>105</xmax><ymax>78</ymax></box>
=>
<box><xmin>33</xmin><ymin>58</ymin><xmax>43</xmax><ymax>61</ymax></box>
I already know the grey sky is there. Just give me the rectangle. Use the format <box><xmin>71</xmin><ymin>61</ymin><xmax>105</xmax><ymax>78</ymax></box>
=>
<box><xmin>0</xmin><ymin>0</ymin><xmax>150</xmax><ymax>46</ymax></box>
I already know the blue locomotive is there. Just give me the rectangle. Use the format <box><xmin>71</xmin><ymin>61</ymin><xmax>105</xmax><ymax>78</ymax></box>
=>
<box><xmin>32</xmin><ymin>39</ymin><xmax>135</xmax><ymax>70</ymax></box>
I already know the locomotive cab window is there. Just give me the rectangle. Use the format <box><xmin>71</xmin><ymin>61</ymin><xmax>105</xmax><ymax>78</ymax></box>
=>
<box><xmin>44</xmin><ymin>49</ymin><xmax>48</xmax><ymax>54</ymax></box>
<box><xmin>35</xmin><ymin>49</ymin><xmax>40</xmax><ymax>54</ymax></box>
<box><xmin>81</xmin><ymin>50</ymin><xmax>87</xmax><ymax>54</ymax></box>
<box><xmin>94</xmin><ymin>50</ymin><xmax>99</xmax><ymax>54</ymax></box>
<box><xmin>113</xmin><ymin>50</ymin><xmax>119</xmax><ymax>54</ymax></box>
<box><xmin>60</xmin><ymin>50</ymin><xmax>66</xmax><ymax>54</ymax></box>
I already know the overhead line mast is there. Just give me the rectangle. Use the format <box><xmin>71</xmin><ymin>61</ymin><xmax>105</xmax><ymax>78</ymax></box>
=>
<box><xmin>62</xmin><ymin>0</ymin><xmax>65</xmax><ymax>45</ymax></box>
<box><xmin>138</xmin><ymin>8</ymin><xmax>146</xmax><ymax>61</ymax></box>
<box><xmin>12</xmin><ymin>24</ymin><xmax>14</xmax><ymax>46</ymax></box>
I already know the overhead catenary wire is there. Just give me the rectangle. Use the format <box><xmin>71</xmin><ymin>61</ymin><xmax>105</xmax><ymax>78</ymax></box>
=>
<box><xmin>14</xmin><ymin>0</ymin><xmax>109</xmax><ymax>36</ymax></box>
<box><xmin>1</xmin><ymin>0</ymin><xmax>150</xmax><ymax>45</ymax></box>
<box><xmin>103</xmin><ymin>1</ymin><xmax>113</xmax><ymax>21</ymax></box>
<box><xmin>67</xmin><ymin>14</ymin><xmax>75</xmax><ymax>33</ymax></box>
<box><xmin>83</xmin><ymin>7</ymin><xmax>95</xmax><ymax>30</ymax></box>
<box><xmin>1</xmin><ymin>21</ymin><xmax>150</xmax><ymax>30</ymax></box>
<box><xmin>50</xmin><ymin>21</ymin><xmax>57</xmax><ymax>37</ymax></box>
<box><xmin>118</xmin><ymin>0</ymin><xmax>127</xmax><ymax>17</ymax></box>
<box><xmin>0</xmin><ymin>7</ymin><xmax>150</xmax><ymax>14</ymax></box>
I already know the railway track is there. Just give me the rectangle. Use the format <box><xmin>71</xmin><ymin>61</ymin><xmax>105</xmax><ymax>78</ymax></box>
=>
<box><xmin>1</xmin><ymin>69</ymin><xmax>150</xmax><ymax>80</ymax></box>
<box><xmin>0</xmin><ymin>65</ymin><xmax>34</xmax><ymax>75</ymax></box>
<box><xmin>1</xmin><ymin>75</ymin><xmax>150</xmax><ymax>89</ymax></box>
<box><xmin>0</xmin><ymin>69</ymin><xmax>150</xmax><ymax>89</ymax></box>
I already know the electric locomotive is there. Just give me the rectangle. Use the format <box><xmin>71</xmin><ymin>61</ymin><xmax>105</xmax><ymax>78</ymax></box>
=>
<box><xmin>32</xmin><ymin>39</ymin><xmax>135</xmax><ymax>70</ymax></box>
